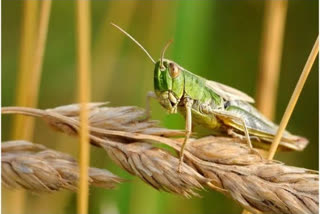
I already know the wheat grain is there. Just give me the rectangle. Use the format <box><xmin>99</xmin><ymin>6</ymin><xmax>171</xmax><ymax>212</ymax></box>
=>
<box><xmin>2</xmin><ymin>140</ymin><xmax>123</xmax><ymax>192</ymax></box>
<box><xmin>2</xmin><ymin>104</ymin><xmax>318</xmax><ymax>214</ymax></box>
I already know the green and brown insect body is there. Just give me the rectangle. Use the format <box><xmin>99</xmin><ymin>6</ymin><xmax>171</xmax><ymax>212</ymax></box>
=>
<box><xmin>111</xmin><ymin>23</ymin><xmax>309</xmax><ymax>169</ymax></box>
<box><xmin>153</xmin><ymin>58</ymin><xmax>308</xmax><ymax>151</ymax></box>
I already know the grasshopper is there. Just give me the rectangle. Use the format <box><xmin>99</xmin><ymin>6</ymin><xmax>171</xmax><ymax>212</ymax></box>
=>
<box><xmin>111</xmin><ymin>23</ymin><xmax>308</xmax><ymax>171</ymax></box>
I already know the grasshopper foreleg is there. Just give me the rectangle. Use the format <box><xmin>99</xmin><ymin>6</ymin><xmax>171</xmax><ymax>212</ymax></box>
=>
<box><xmin>145</xmin><ymin>91</ymin><xmax>157</xmax><ymax>119</ymax></box>
<box><xmin>178</xmin><ymin>98</ymin><xmax>193</xmax><ymax>172</ymax></box>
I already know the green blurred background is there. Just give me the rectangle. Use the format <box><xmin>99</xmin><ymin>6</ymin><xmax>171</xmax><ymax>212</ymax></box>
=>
<box><xmin>2</xmin><ymin>0</ymin><xmax>318</xmax><ymax>214</ymax></box>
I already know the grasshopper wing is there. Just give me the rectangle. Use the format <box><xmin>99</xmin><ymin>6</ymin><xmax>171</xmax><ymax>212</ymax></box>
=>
<box><xmin>216</xmin><ymin>101</ymin><xmax>308</xmax><ymax>151</ymax></box>
<box><xmin>205</xmin><ymin>80</ymin><xmax>255</xmax><ymax>103</ymax></box>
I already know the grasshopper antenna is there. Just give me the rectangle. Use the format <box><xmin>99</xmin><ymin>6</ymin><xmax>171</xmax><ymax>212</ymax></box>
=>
<box><xmin>160</xmin><ymin>39</ymin><xmax>173</xmax><ymax>69</ymax></box>
<box><xmin>110</xmin><ymin>22</ymin><xmax>155</xmax><ymax>64</ymax></box>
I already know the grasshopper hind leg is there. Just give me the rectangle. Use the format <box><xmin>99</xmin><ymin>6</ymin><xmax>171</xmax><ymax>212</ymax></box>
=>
<box><xmin>178</xmin><ymin>98</ymin><xmax>193</xmax><ymax>172</ymax></box>
<box><xmin>227</xmin><ymin>129</ymin><xmax>261</xmax><ymax>143</ymax></box>
<box><xmin>213</xmin><ymin>109</ymin><xmax>253</xmax><ymax>149</ymax></box>
<box><xmin>212</xmin><ymin>109</ymin><xmax>262</xmax><ymax>158</ymax></box>
<box><xmin>227</xmin><ymin>128</ymin><xmax>263</xmax><ymax>158</ymax></box>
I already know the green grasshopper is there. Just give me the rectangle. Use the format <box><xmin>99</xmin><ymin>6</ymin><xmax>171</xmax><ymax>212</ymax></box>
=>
<box><xmin>111</xmin><ymin>23</ymin><xmax>308</xmax><ymax>171</ymax></box>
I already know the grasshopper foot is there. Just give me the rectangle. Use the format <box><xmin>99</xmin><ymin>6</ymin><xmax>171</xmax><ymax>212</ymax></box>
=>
<box><xmin>227</xmin><ymin>129</ymin><xmax>263</xmax><ymax>159</ymax></box>
<box><xmin>249</xmin><ymin>148</ymin><xmax>263</xmax><ymax>160</ymax></box>
<box><xmin>178</xmin><ymin>132</ymin><xmax>190</xmax><ymax>173</ymax></box>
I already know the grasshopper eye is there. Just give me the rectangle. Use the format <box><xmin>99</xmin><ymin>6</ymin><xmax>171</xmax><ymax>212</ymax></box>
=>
<box><xmin>169</xmin><ymin>63</ymin><xmax>180</xmax><ymax>78</ymax></box>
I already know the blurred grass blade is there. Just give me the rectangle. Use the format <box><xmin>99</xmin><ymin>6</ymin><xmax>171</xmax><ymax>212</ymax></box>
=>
<box><xmin>11</xmin><ymin>0</ymin><xmax>38</xmax><ymax>142</ymax></box>
<box><xmin>256</xmin><ymin>0</ymin><xmax>288</xmax><ymax>120</ymax></box>
<box><xmin>76</xmin><ymin>0</ymin><xmax>91</xmax><ymax>214</ymax></box>
<box><xmin>28</xmin><ymin>0</ymin><xmax>52</xmax><ymax>112</ymax></box>
<box><xmin>8</xmin><ymin>1</ymin><xmax>39</xmax><ymax>214</ymax></box>
<box><xmin>268</xmin><ymin>36</ymin><xmax>319</xmax><ymax>160</ymax></box>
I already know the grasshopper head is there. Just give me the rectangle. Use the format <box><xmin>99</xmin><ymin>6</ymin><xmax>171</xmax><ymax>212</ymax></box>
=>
<box><xmin>154</xmin><ymin>59</ymin><xmax>184</xmax><ymax>113</ymax></box>
<box><xmin>110</xmin><ymin>23</ymin><xmax>185</xmax><ymax>113</ymax></box>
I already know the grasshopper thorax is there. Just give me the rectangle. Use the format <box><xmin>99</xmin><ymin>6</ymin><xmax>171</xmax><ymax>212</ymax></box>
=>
<box><xmin>154</xmin><ymin>59</ymin><xmax>185</xmax><ymax>113</ymax></box>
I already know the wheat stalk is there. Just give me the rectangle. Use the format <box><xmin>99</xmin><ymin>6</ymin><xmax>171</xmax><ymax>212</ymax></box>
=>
<box><xmin>8</xmin><ymin>2</ymin><xmax>48</xmax><ymax>213</ymax></box>
<box><xmin>2</xmin><ymin>104</ymin><xmax>318</xmax><ymax>214</ymax></box>
<box><xmin>2</xmin><ymin>140</ymin><xmax>123</xmax><ymax>192</ymax></box>
<box><xmin>267</xmin><ymin>36</ymin><xmax>319</xmax><ymax>160</ymax></box>
<box><xmin>75</xmin><ymin>0</ymin><xmax>92</xmax><ymax>213</ymax></box>
<box><xmin>256</xmin><ymin>0</ymin><xmax>288</xmax><ymax>119</ymax></box>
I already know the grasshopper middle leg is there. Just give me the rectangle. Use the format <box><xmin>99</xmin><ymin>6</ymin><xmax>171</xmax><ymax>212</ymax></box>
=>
<box><xmin>178</xmin><ymin>98</ymin><xmax>193</xmax><ymax>172</ymax></box>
